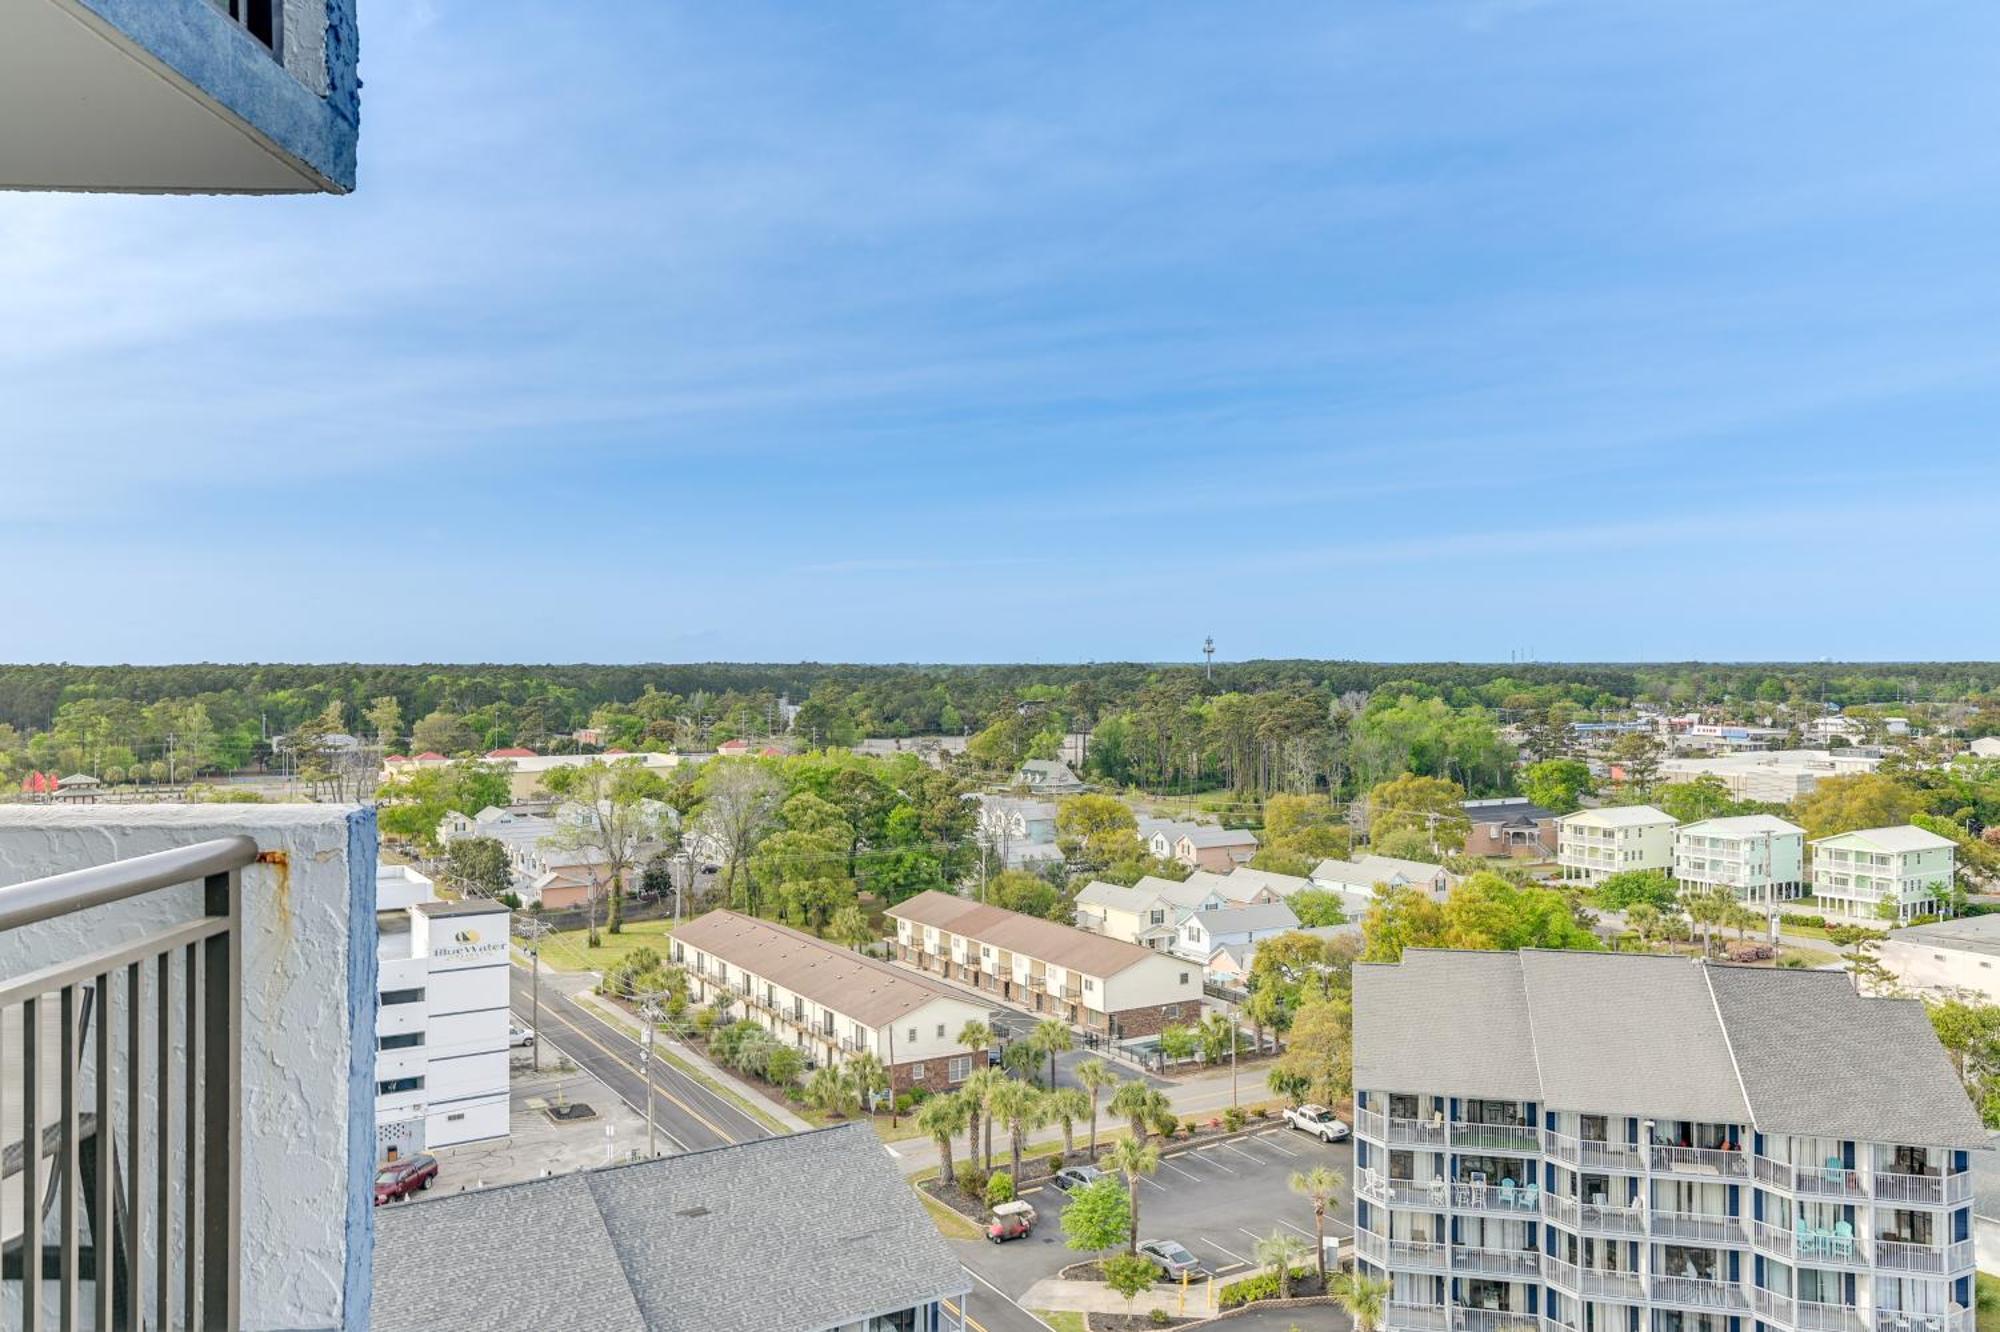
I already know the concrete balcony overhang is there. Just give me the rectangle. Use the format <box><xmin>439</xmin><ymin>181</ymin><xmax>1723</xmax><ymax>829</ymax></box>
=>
<box><xmin>0</xmin><ymin>0</ymin><xmax>358</xmax><ymax>194</ymax></box>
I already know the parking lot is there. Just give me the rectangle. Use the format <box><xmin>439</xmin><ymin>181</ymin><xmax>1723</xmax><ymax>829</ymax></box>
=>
<box><xmin>952</xmin><ymin>1122</ymin><xmax>1355</xmax><ymax>1324</ymax></box>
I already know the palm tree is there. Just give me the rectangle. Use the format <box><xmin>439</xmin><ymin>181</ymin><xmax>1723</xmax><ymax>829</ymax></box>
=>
<box><xmin>1329</xmin><ymin>1270</ymin><xmax>1392</xmax><ymax>1332</ymax></box>
<box><xmin>1028</xmin><ymin>1018</ymin><xmax>1073</xmax><ymax>1088</ymax></box>
<box><xmin>958</xmin><ymin>1019</ymin><xmax>995</xmax><ymax>1066</ymax></box>
<box><xmin>986</xmin><ymin>1079</ymin><xmax>1047</xmax><ymax>1186</ymax></box>
<box><xmin>827</xmin><ymin>903</ymin><xmax>875</xmax><ymax>951</ymax></box>
<box><xmin>1046</xmin><ymin>1087</ymin><xmax>1090</xmax><ymax>1160</ymax></box>
<box><xmin>804</xmin><ymin>1065</ymin><xmax>859</xmax><ymax>1118</ymax></box>
<box><xmin>1076</xmin><ymin>1059</ymin><xmax>1119</xmax><ymax>1157</ymax></box>
<box><xmin>961</xmin><ymin>1067</ymin><xmax>1002</xmax><ymax>1171</ymax></box>
<box><xmin>1627</xmin><ymin>902</ymin><xmax>1663</xmax><ymax>948</ymax></box>
<box><xmin>916</xmin><ymin>1091</ymin><xmax>969</xmax><ymax>1189</ymax></box>
<box><xmin>1001</xmin><ymin>1041</ymin><xmax>1040</xmax><ymax>1083</ymax></box>
<box><xmin>1253</xmin><ymin>1229</ymin><xmax>1310</xmax><ymax>1300</ymax></box>
<box><xmin>1109</xmin><ymin>1080</ymin><xmax>1171</xmax><ymax>1143</ymax></box>
<box><xmin>847</xmin><ymin>1050</ymin><xmax>890</xmax><ymax>1117</ymax></box>
<box><xmin>1101</xmin><ymin>1135</ymin><xmax>1160</xmax><ymax>1254</ymax></box>
<box><xmin>1290</xmin><ymin>1164</ymin><xmax>1346</xmax><ymax>1286</ymax></box>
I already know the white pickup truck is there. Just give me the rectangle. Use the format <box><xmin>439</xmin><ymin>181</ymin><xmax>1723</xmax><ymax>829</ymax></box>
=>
<box><xmin>1283</xmin><ymin>1103</ymin><xmax>1351</xmax><ymax>1143</ymax></box>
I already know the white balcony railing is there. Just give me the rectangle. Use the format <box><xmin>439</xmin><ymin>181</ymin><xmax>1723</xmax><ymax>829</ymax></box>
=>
<box><xmin>1450</xmin><ymin>1245</ymin><xmax>1542</xmax><ymax>1279</ymax></box>
<box><xmin>1873</xmin><ymin>1171</ymin><xmax>1973</xmax><ymax>1207</ymax></box>
<box><xmin>1386</xmin><ymin>1302</ymin><xmax>1450</xmax><ymax>1332</ymax></box>
<box><xmin>1875</xmin><ymin>1308</ymin><xmax>1973</xmax><ymax>1332</ymax></box>
<box><xmin>1548</xmin><ymin>1131</ymin><xmax>1646</xmax><ymax>1172</ymax></box>
<box><xmin>1451</xmin><ymin>1310</ymin><xmax>1539</xmax><ymax>1332</ymax></box>
<box><xmin>1651</xmin><ymin>1275</ymin><xmax>1749</xmax><ymax>1312</ymax></box>
<box><xmin>1754</xmin><ymin>1289</ymin><xmax>1867</xmax><ymax>1332</ymax></box>
<box><xmin>1543</xmin><ymin>1193</ymin><xmax>1649</xmax><ymax>1236</ymax></box>
<box><xmin>1648</xmin><ymin>1144</ymin><xmax>1749</xmax><ymax>1178</ymax></box>
<box><xmin>1451</xmin><ymin>1121</ymin><xmax>1540</xmax><ymax>1153</ymax></box>
<box><xmin>1753</xmin><ymin>1218</ymin><xmax>1870</xmax><ymax>1265</ymax></box>
<box><xmin>1875</xmin><ymin>1238</ymin><xmax>1975</xmax><ymax>1276</ymax></box>
<box><xmin>1356</xmin><ymin>1104</ymin><xmax>1447</xmax><ymax>1147</ymax></box>
<box><xmin>1648</xmin><ymin>1209</ymin><xmax>1746</xmax><ymax>1245</ymax></box>
<box><xmin>1453</xmin><ymin>1181</ymin><xmax>1541</xmax><ymax>1215</ymax></box>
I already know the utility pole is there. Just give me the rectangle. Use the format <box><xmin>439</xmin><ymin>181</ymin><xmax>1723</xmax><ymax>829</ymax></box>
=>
<box><xmin>516</xmin><ymin>917</ymin><xmax>554</xmax><ymax>1072</ymax></box>
<box><xmin>640</xmin><ymin>1024</ymin><xmax>656</xmax><ymax>1158</ymax></box>
<box><xmin>1203</xmin><ymin>636</ymin><xmax>1215</xmax><ymax>682</ymax></box>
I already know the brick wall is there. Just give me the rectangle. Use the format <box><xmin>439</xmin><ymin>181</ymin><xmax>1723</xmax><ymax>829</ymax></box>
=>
<box><xmin>1109</xmin><ymin>999</ymin><xmax>1200</xmax><ymax>1039</ymax></box>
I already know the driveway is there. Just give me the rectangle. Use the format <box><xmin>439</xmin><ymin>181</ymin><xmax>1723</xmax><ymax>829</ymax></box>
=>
<box><xmin>953</xmin><ymin>1126</ymin><xmax>1355</xmax><ymax>1317</ymax></box>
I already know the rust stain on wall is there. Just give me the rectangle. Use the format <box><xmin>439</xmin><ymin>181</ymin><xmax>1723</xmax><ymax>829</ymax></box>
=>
<box><xmin>258</xmin><ymin>849</ymin><xmax>293</xmax><ymax>938</ymax></box>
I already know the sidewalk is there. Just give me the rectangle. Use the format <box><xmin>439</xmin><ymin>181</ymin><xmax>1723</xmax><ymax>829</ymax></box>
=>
<box><xmin>1018</xmin><ymin>1276</ymin><xmax>1220</xmax><ymax>1318</ymax></box>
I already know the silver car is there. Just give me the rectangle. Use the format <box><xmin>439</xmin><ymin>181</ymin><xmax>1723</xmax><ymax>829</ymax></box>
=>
<box><xmin>1137</xmin><ymin>1239</ymin><xmax>1204</xmax><ymax>1280</ymax></box>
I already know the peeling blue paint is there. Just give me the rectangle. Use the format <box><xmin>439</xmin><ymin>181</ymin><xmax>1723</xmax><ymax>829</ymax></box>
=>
<box><xmin>74</xmin><ymin>0</ymin><xmax>359</xmax><ymax>191</ymax></box>
<box><xmin>343</xmin><ymin>806</ymin><xmax>378</xmax><ymax>1331</ymax></box>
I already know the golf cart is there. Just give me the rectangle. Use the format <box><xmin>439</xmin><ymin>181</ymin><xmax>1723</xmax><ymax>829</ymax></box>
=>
<box><xmin>987</xmin><ymin>1199</ymin><xmax>1037</xmax><ymax>1242</ymax></box>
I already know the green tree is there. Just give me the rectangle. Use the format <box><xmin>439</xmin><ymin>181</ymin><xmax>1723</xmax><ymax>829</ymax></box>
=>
<box><xmin>541</xmin><ymin>758</ymin><xmax>673</xmax><ymax>935</ymax></box>
<box><xmin>1794</xmin><ymin>773</ymin><xmax>1922</xmax><ymax>841</ymax></box>
<box><xmin>366</xmin><ymin>695</ymin><xmax>403</xmax><ymax>751</ymax></box>
<box><xmin>1109</xmin><ymin>1081</ymin><xmax>1170</xmax><ymax>1144</ymax></box>
<box><xmin>804</xmin><ymin>1065</ymin><xmax>861</xmax><ymax>1118</ymax></box>
<box><xmin>1253</xmin><ymin>1229</ymin><xmax>1311</xmax><ymax>1299</ymax></box>
<box><xmin>987</xmin><ymin>1079</ymin><xmax>1047</xmax><ymax>1186</ymax></box>
<box><xmin>1061</xmin><ymin>1175</ymin><xmax>1131</xmax><ymax>1254</ymax></box>
<box><xmin>1028</xmin><ymin>1018</ymin><xmax>1073</xmax><ymax>1089</ymax></box>
<box><xmin>1286</xmin><ymin>888</ymin><xmax>1348</xmax><ymax>927</ymax></box>
<box><xmin>1075</xmin><ymin>1058</ymin><xmax>1119</xmax><ymax>1157</ymax></box>
<box><xmin>1268</xmin><ymin>995</ymin><xmax>1351</xmax><ymax>1107</ymax></box>
<box><xmin>961</xmin><ymin>1066</ymin><xmax>1004</xmax><ymax>1171</ymax></box>
<box><xmin>1657</xmin><ymin>776</ymin><xmax>1739</xmax><ymax>824</ymax></box>
<box><xmin>1521</xmin><ymin>758</ymin><xmax>1594</xmax><ymax>815</ymax></box>
<box><xmin>443</xmin><ymin>836</ymin><xmax>512</xmax><ymax>899</ymax></box>
<box><xmin>1057</xmin><ymin>794</ymin><xmax>1144</xmax><ymax>871</ymax></box>
<box><xmin>1329</xmin><ymin>1270</ymin><xmax>1393</xmax><ymax>1332</ymax></box>
<box><xmin>848</xmin><ymin>1051</ymin><xmax>891</xmax><ymax>1115</ymax></box>
<box><xmin>1606</xmin><ymin>731</ymin><xmax>1665</xmax><ymax>792</ymax></box>
<box><xmin>1046</xmin><ymin>1087</ymin><xmax>1090</xmax><ymax>1160</ymax></box>
<box><xmin>1290</xmin><ymin>1164</ymin><xmax>1346</xmax><ymax>1286</ymax></box>
<box><xmin>827</xmin><ymin>903</ymin><xmax>875</xmax><ymax>951</ymax></box>
<box><xmin>1158</xmin><ymin>1025</ymin><xmax>1197</xmax><ymax>1062</ymax></box>
<box><xmin>1593</xmin><ymin>869</ymin><xmax>1678</xmax><ymax>913</ymax></box>
<box><xmin>917</xmin><ymin>1090</ymin><xmax>969</xmax><ymax>1186</ymax></box>
<box><xmin>1366</xmin><ymin>774</ymin><xmax>1470</xmax><ymax>854</ymax></box>
<box><xmin>1101</xmin><ymin>1136</ymin><xmax>1161</xmax><ymax>1254</ymax></box>
<box><xmin>1101</xmin><ymin>1252</ymin><xmax>1157</xmax><ymax>1316</ymax></box>
<box><xmin>409</xmin><ymin>708</ymin><xmax>479</xmax><ymax>757</ymax></box>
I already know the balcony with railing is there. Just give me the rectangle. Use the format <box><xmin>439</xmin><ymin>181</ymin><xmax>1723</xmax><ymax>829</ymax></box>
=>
<box><xmin>1875</xmin><ymin>1308</ymin><xmax>1973</xmax><ymax>1332</ymax></box>
<box><xmin>1451</xmin><ymin>1121</ymin><xmax>1541</xmax><ymax>1154</ymax></box>
<box><xmin>0</xmin><ymin>805</ymin><xmax>375</xmax><ymax>1332</ymax></box>
<box><xmin>1873</xmin><ymin>1171</ymin><xmax>1973</xmax><ymax>1208</ymax></box>
<box><xmin>1449</xmin><ymin>1245</ymin><xmax>1542</xmax><ymax>1279</ymax></box>
<box><xmin>1875</xmin><ymin>1238</ymin><xmax>1975</xmax><ymax>1276</ymax></box>
<box><xmin>1547</xmin><ymin>1131</ymin><xmax>1646</xmax><ymax>1172</ymax></box>
<box><xmin>1358</xmin><ymin>1169</ymin><xmax>1443</xmax><ymax>1209</ymax></box>
<box><xmin>1650</xmin><ymin>1275</ymin><xmax>1750</xmax><ymax>1313</ymax></box>
<box><xmin>1451</xmin><ymin>1308</ymin><xmax>1540</xmax><ymax>1332</ymax></box>
<box><xmin>1451</xmin><ymin>1181</ymin><xmax>1541</xmax><ymax>1216</ymax></box>
<box><xmin>1648</xmin><ymin>1210</ymin><xmax>1746</xmax><ymax>1246</ymax></box>
<box><xmin>1648</xmin><ymin>1144</ymin><xmax>1748</xmax><ymax>1179</ymax></box>
<box><xmin>1543</xmin><ymin>1193</ymin><xmax>1649</xmax><ymax>1237</ymax></box>
<box><xmin>1354</xmin><ymin>1227</ymin><xmax>1448</xmax><ymax>1272</ymax></box>
<box><xmin>1750</xmin><ymin>1218</ymin><xmax>1870</xmax><ymax>1267</ymax></box>
<box><xmin>1358</xmin><ymin>1103</ymin><xmax>1447</xmax><ymax>1147</ymax></box>
<box><xmin>1542</xmin><ymin>1258</ymin><xmax>1646</xmax><ymax>1303</ymax></box>
<box><xmin>1385</xmin><ymin>1301</ymin><xmax>1450</xmax><ymax>1332</ymax></box>
<box><xmin>1752</xmin><ymin>1289</ymin><xmax>1867</xmax><ymax>1332</ymax></box>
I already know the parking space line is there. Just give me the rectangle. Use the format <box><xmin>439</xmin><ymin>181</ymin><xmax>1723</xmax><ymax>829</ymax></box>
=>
<box><xmin>1192</xmin><ymin>1147</ymin><xmax>1238</xmax><ymax>1174</ymax></box>
<box><xmin>1255</xmin><ymin>1132</ymin><xmax>1302</xmax><ymax>1157</ymax></box>
<box><xmin>1161</xmin><ymin>1159</ymin><xmax>1203</xmax><ymax>1183</ymax></box>
<box><xmin>1222</xmin><ymin>1142</ymin><xmax>1265</xmax><ymax>1166</ymax></box>
<box><xmin>1141</xmin><ymin>1176</ymin><xmax>1168</xmax><ymax>1192</ymax></box>
<box><xmin>1206</xmin><ymin>1238</ymin><xmax>1253</xmax><ymax>1267</ymax></box>
<box><xmin>1280</xmin><ymin>1220</ymin><xmax>1317</xmax><ymax>1241</ymax></box>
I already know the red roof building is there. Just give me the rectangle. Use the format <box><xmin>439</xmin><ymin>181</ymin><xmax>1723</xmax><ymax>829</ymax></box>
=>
<box><xmin>485</xmin><ymin>747</ymin><xmax>538</xmax><ymax>759</ymax></box>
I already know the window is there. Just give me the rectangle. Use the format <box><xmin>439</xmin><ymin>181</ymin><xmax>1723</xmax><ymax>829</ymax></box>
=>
<box><xmin>936</xmin><ymin>1024</ymin><xmax>946</xmax><ymax>1038</ymax></box>
<box><xmin>1179</xmin><ymin>972</ymin><xmax>1190</xmax><ymax>985</ymax></box>
<box><xmin>377</xmin><ymin>1076</ymin><xmax>424</xmax><ymax>1095</ymax></box>
<box><xmin>911</xmin><ymin>1062</ymin><xmax>928</xmax><ymax>1082</ymax></box>
<box><xmin>948</xmin><ymin>1056</ymin><xmax>971</xmax><ymax>1082</ymax></box>
<box><xmin>378</xmin><ymin>1032</ymin><xmax>423</xmax><ymax>1051</ymax></box>
<box><xmin>1083</xmin><ymin>978</ymin><xmax>1096</xmax><ymax>992</ymax></box>
<box><xmin>908</xmin><ymin>1027</ymin><xmax>918</xmax><ymax>1043</ymax></box>
<box><xmin>381</xmin><ymin>988</ymin><xmax>425</xmax><ymax>1006</ymax></box>
<box><xmin>1163</xmin><ymin>1004</ymin><xmax>1181</xmax><ymax>1019</ymax></box>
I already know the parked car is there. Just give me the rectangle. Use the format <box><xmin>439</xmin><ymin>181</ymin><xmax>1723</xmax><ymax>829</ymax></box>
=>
<box><xmin>374</xmin><ymin>1154</ymin><xmax>438</xmax><ymax>1205</ymax></box>
<box><xmin>1283</xmin><ymin>1103</ymin><xmax>1350</xmax><ymax>1142</ymax></box>
<box><xmin>1054</xmin><ymin>1165</ymin><xmax>1109</xmax><ymax>1194</ymax></box>
<box><xmin>509</xmin><ymin>1023</ymin><xmax>535</xmax><ymax>1048</ymax></box>
<box><xmin>1137</xmin><ymin>1239</ymin><xmax>1204</xmax><ymax>1280</ymax></box>
<box><xmin>987</xmin><ymin>1199</ymin><xmax>1037</xmax><ymax>1243</ymax></box>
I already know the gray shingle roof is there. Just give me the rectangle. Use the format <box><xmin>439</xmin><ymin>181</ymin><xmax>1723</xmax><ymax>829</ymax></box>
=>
<box><xmin>1705</xmin><ymin>965</ymin><xmax>1987</xmax><ymax>1148</ymax></box>
<box><xmin>1355</xmin><ymin>949</ymin><xmax>1987</xmax><ymax>1148</ymax></box>
<box><xmin>373</xmin><ymin>1124</ymin><xmax>970</xmax><ymax>1332</ymax></box>
<box><xmin>1191</xmin><ymin>902</ymin><xmax>1300</xmax><ymax>934</ymax></box>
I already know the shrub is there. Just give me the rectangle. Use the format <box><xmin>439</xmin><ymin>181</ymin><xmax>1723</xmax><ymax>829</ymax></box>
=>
<box><xmin>985</xmin><ymin>1171</ymin><xmax>1015</xmax><ymax>1206</ymax></box>
<box><xmin>1223</xmin><ymin>1106</ymin><xmax>1248</xmax><ymax>1131</ymax></box>
<box><xmin>1149</xmin><ymin>1309</ymin><xmax>1172</xmax><ymax>1326</ymax></box>
<box><xmin>1047</xmin><ymin>1152</ymin><xmax>1066</xmax><ymax>1176</ymax></box>
<box><xmin>1219</xmin><ymin>1267</ymin><xmax>1315</xmax><ymax>1309</ymax></box>
<box><xmin>1252</xmin><ymin>1106</ymin><xmax>1270</xmax><ymax>1119</ymax></box>
<box><xmin>893</xmin><ymin>1093</ymin><xmax>915</xmax><ymax>1114</ymax></box>
<box><xmin>955</xmin><ymin>1163</ymin><xmax>989</xmax><ymax>1196</ymax></box>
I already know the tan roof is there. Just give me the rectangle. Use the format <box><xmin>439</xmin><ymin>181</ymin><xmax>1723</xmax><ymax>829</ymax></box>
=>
<box><xmin>674</xmin><ymin>909</ymin><xmax>983</xmax><ymax>1028</ymax></box>
<box><xmin>889</xmin><ymin>890</ymin><xmax>1165</xmax><ymax>979</ymax></box>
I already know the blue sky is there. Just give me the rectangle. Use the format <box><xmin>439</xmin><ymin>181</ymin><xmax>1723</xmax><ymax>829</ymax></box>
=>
<box><xmin>4</xmin><ymin>1</ymin><xmax>2000</xmax><ymax>664</ymax></box>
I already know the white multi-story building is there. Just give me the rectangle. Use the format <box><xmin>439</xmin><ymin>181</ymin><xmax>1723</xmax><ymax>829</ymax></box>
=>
<box><xmin>1557</xmin><ymin>807</ymin><xmax>1678</xmax><ymax>886</ymax></box>
<box><xmin>1811</xmin><ymin>827</ymin><xmax>1959</xmax><ymax>923</ymax></box>
<box><xmin>1353</xmin><ymin>949</ymin><xmax>1986</xmax><ymax>1332</ymax></box>
<box><xmin>1674</xmin><ymin>815</ymin><xmax>1807</xmax><ymax>904</ymax></box>
<box><xmin>376</xmin><ymin>885</ymin><xmax>512</xmax><ymax>1158</ymax></box>
<box><xmin>1658</xmin><ymin>751</ymin><xmax>1882</xmax><ymax>804</ymax></box>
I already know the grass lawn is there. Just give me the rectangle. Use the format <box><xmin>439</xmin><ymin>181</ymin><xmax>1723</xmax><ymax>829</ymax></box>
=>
<box><xmin>538</xmin><ymin>918</ymin><xmax>675</xmax><ymax>973</ymax></box>
<box><xmin>1978</xmin><ymin>1274</ymin><xmax>1999</xmax><ymax>1332</ymax></box>
<box><xmin>919</xmin><ymin>1191</ymin><xmax>982</xmax><ymax>1241</ymax></box>
<box><xmin>1034</xmin><ymin>1313</ymin><xmax>1087</xmax><ymax>1332</ymax></box>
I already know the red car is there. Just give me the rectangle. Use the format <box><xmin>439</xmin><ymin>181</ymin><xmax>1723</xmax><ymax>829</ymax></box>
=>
<box><xmin>374</xmin><ymin>1154</ymin><xmax>439</xmax><ymax>1205</ymax></box>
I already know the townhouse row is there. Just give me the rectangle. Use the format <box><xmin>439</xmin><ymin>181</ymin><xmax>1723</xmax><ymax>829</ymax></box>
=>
<box><xmin>887</xmin><ymin>890</ymin><xmax>1204</xmax><ymax>1040</ymax></box>
<box><xmin>1556</xmin><ymin>808</ymin><xmax>1957</xmax><ymax>921</ymax></box>
<box><xmin>672</xmin><ymin>909</ymin><xmax>993</xmax><ymax>1093</ymax></box>
<box><xmin>1353</xmin><ymin>950</ymin><xmax>1985</xmax><ymax>1332</ymax></box>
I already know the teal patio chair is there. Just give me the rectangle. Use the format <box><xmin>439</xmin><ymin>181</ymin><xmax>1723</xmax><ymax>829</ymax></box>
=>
<box><xmin>1829</xmin><ymin>1220</ymin><xmax>1855</xmax><ymax>1259</ymax></box>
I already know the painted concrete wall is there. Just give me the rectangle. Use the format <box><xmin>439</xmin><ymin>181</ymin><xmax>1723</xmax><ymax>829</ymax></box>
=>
<box><xmin>0</xmin><ymin>804</ymin><xmax>376</xmax><ymax>1331</ymax></box>
<box><xmin>74</xmin><ymin>0</ymin><xmax>359</xmax><ymax>189</ymax></box>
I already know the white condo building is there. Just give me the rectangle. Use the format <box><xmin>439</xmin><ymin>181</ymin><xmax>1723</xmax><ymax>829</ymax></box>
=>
<box><xmin>1558</xmin><ymin>807</ymin><xmax>1678</xmax><ymax>886</ymax></box>
<box><xmin>1674</xmin><ymin>816</ymin><xmax>1807</xmax><ymax>904</ymax></box>
<box><xmin>1353</xmin><ymin>950</ymin><xmax>1985</xmax><ymax>1332</ymax></box>
<box><xmin>1810</xmin><ymin>827</ymin><xmax>1959</xmax><ymax>924</ymax></box>
<box><xmin>376</xmin><ymin>875</ymin><xmax>512</xmax><ymax>1158</ymax></box>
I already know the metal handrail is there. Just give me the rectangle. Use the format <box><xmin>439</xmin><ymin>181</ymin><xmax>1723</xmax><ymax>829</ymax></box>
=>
<box><xmin>0</xmin><ymin>837</ymin><xmax>256</xmax><ymax>931</ymax></box>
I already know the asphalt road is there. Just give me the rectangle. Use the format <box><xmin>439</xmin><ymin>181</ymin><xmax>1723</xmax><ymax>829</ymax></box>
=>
<box><xmin>507</xmin><ymin>964</ymin><xmax>776</xmax><ymax>1153</ymax></box>
<box><xmin>953</xmin><ymin>1126</ymin><xmax>1355</xmax><ymax>1323</ymax></box>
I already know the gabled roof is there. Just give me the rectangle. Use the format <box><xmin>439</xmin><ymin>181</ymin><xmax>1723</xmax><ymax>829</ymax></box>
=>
<box><xmin>1679</xmin><ymin>814</ymin><xmax>1805</xmax><ymax>837</ymax></box>
<box><xmin>1354</xmin><ymin>950</ymin><xmax>1987</xmax><ymax>1148</ymax></box>
<box><xmin>1311</xmin><ymin>855</ymin><xmax>1449</xmax><ymax>893</ymax></box>
<box><xmin>1462</xmin><ymin>797</ymin><xmax>1556</xmax><ymax>825</ymax></box>
<box><xmin>890</xmin><ymin>890</ymin><xmax>1170</xmax><ymax>979</ymax></box>
<box><xmin>674</xmin><ymin>909</ymin><xmax>982</xmax><ymax>1028</ymax></box>
<box><xmin>1812</xmin><ymin>824</ymin><xmax>1956</xmax><ymax>854</ymax></box>
<box><xmin>486</xmin><ymin>747</ymin><xmax>538</xmax><ymax>759</ymax></box>
<box><xmin>1190</xmin><ymin>902</ymin><xmax>1300</xmax><ymax>935</ymax></box>
<box><xmin>1179</xmin><ymin>870</ymin><xmax>1273</xmax><ymax>904</ymax></box>
<box><xmin>1177</xmin><ymin>825</ymin><xmax>1260</xmax><ymax>848</ymax></box>
<box><xmin>371</xmin><ymin>1124</ymin><xmax>969</xmax><ymax>1332</ymax></box>
<box><xmin>1559</xmin><ymin>804</ymin><xmax>1675</xmax><ymax>828</ymax></box>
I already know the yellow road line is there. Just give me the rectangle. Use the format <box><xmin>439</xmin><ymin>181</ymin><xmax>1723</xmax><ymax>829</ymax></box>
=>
<box><xmin>942</xmin><ymin>1298</ymin><xmax>989</xmax><ymax>1332</ymax></box>
<box><xmin>524</xmin><ymin>981</ymin><xmax>735</xmax><ymax>1143</ymax></box>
